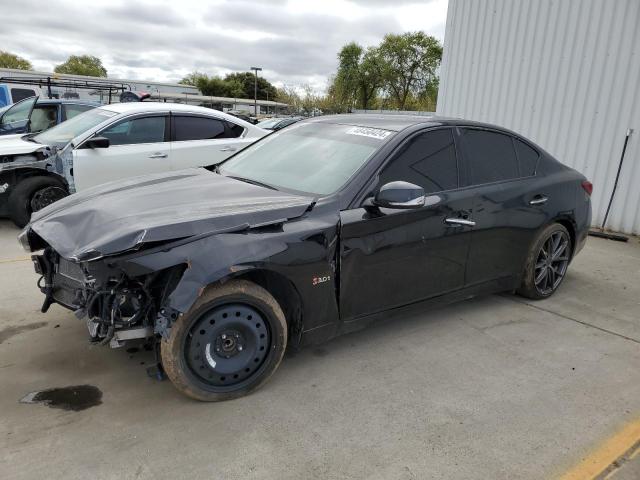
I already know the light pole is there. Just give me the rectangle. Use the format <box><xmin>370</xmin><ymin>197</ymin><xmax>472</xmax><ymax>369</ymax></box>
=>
<box><xmin>250</xmin><ymin>66</ymin><xmax>262</xmax><ymax>117</ymax></box>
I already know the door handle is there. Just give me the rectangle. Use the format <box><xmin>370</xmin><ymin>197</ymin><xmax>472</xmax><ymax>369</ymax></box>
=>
<box><xmin>445</xmin><ymin>218</ymin><xmax>476</xmax><ymax>227</ymax></box>
<box><xmin>529</xmin><ymin>195</ymin><xmax>548</xmax><ymax>205</ymax></box>
<box><xmin>148</xmin><ymin>152</ymin><xmax>168</xmax><ymax>158</ymax></box>
<box><xmin>219</xmin><ymin>147</ymin><xmax>237</xmax><ymax>152</ymax></box>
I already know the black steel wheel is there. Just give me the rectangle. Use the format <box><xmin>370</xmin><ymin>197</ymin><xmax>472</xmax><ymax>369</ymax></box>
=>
<box><xmin>162</xmin><ymin>280</ymin><xmax>287</xmax><ymax>401</ymax></box>
<box><xmin>518</xmin><ymin>223</ymin><xmax>572</xmax><ymax>299</ymax></box>
<box><xmin>185</xmin><ymin>303</ymin><xmax>272</xmax><ymax>389</ymax></box>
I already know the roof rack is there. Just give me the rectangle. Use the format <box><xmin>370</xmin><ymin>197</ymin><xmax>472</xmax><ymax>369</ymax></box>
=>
<box><xmin>0</xmin><ymin>76</ymin><xmax>132</xmax><ymax>103</ymax></box>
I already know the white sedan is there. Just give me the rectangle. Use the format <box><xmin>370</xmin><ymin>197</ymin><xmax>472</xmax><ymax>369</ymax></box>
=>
<box><xmin>0</xmin><ymin>102</ymin><xmax>267</xmax><ymax>226</ymax></box>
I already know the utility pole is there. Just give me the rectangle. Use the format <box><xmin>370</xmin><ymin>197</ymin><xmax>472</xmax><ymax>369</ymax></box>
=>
<box><xmin>250</xmin><ymin>66</ymin><xmax>262</xmax><ymax>117</ymax></box>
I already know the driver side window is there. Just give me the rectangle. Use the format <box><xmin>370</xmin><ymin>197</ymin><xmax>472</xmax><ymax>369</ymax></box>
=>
<box><xmin>377</xmin><ymin>128</ymin><xmax>459</xmax><ymax>194</ymax></box>
<box><xmin>100</xmin><ymin>116</ymin><xmax>166</xmax><ymax>146</ymax></box>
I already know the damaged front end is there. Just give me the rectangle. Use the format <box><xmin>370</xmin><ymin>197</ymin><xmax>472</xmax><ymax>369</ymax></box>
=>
<box><xmin>0</xmin><ymin>142</ymin><xmax>74</xmax><ymax>215</ymax></box>
<box><xmin>33</xmin><ymin>244</ymin><xmax>185</xmax><ymax>348</ymax></box>
<box><xmin>22</xmin><ymin>169</ymin><xmax>320</xmax><ymax>350</ymax></box>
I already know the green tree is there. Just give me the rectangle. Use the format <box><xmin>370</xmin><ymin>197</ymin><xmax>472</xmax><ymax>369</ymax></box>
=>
<box><xmin>0</xmin><ymin>51</ymin><xmax>32</xmax><ymax>70</ymax></box>
<box><xmin>179</xmin><ymin>71</ymin><xmax>208</xmax><ymax>86</ymax></box>
<box><xmin>333</xmin><ymin>42</ymin><xmax>383</xmax><ymax>111</ymax></box>
<box><xmin>54</xmin><ymin>55</ymin><xmax>107</xmax><ymax>77</ymax></box>
<box><xmin>377</xmin><ymin>32</ymin><xmax>442</xmax><ymax>110</ymax></box>
<box><xmin>224</xmin><ymin>72</ymin><xmax>278</xmax><ymax>101</ymax></box>
<box><xmin>275</xmin><ymin>85</ymin><xmax>302</xmax><ymax>113</ymax></box>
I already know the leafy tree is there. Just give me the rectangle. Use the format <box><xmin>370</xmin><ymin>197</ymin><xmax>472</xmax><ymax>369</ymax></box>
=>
<box><xmin>275</xmin><ymin>85</ymin><xmax>302</xmax><ymax>113</ymax></box>
<box><xmin>179</xmin><ymin>71</ymin><xmax>208</xmax><ymax>86</ymax></box>
<box><xmin>224</xmin><ymin>72</ymin><xmax>278</xmax><ymax>101</ymax></box>
<box><xmin>333</xmin><ymin>43</ymin><xmax>383</xmax><ymax>111</ymax></box>
<box><xmin>377</xmin><ymin>32</ymin><xmax>442</xmax><ymax>110</ymax></box>
<box><xmin>179</xmin><ymin>70</ymin><xmax>278</xmax><ymax>100</ymax></box>
<box><xmin>54</xmin><ymin>55</ymin><xmax>107</xmax><ymax>77</ymax></box>
<box><xmin>0</xmin><ymin>51</ymin><xmax>32</xmax><ymax>70</ymax></box>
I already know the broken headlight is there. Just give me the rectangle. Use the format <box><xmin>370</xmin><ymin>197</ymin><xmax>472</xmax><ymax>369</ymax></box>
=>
<box><xmin>17</xmin><ymin>229</ymin><xmax>32</xmax><ymax>252</ymax></box>
<box><xmin>17</xmin><ymin>228</ymin><xmax>46</xmax><ymax>252</ymax></box>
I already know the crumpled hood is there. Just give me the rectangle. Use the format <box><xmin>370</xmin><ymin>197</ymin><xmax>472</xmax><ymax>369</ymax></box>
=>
<box><xmin>28</xmin><ymin>168</ymin><xmax>314</xmax><ymax>260</ymax></box>
<box><xmin>0</xmin><ymin>135</ymin><xmax>48</xmax><ymax>157</ymax></box>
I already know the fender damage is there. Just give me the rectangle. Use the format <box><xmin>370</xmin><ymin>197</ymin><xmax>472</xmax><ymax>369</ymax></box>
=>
<box><xmin>23</xmin><ymin>169</ymin><xmax>341</xmax><ymax>348</ymax></box>
<box><xmin>0</xmin><ymin>140</ymin><xmax>73</xmax><ymax>215</ymax></box>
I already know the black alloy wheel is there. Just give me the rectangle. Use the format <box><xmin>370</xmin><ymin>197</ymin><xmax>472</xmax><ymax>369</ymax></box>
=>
<box><xmin>518</xmin><ymin>223</ymin><xmax>572</xmax><ymax>300</ymax></box>
<box><xmin>533</xmin><ymin>230</ymin><xmax>570</xmax><ymax>296</ymax></box>
<box><xmin>30</xmin><ymin>185</ymin><xmax>68</xmax><ymax>212</ymax></box>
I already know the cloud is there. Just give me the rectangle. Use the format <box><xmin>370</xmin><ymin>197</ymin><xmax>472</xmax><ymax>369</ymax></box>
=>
<box><xmin>0</xmin><ymin>0</ymin><xmax>447</xmax><ymax>92</ymax></box>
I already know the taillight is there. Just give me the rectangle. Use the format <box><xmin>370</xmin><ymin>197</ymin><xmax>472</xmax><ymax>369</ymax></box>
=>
<box><xmin>581</xmin><ymin>180</ymin><xmax>593</xmax><ymax>196</ymax></box>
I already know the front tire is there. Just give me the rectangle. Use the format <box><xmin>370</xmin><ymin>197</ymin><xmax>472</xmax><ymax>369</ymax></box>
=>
<box><xmin>161</xmin><ymin>280</ymin><xmax>287</xmax><ymax>401</ymax></box>
<box><xmin>7</xmin><ymin>176</ymin><xmax>68</xmax><ymax>228</ymax></box>
<box><xmin>518</xmin><ymin>223</ymin><xmax>572</xmax><ymax>300</ymax></box>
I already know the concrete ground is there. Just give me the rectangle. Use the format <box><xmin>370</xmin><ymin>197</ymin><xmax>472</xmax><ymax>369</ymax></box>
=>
<box><xmin>0</xmin><ymin>219</ymin><xmax>639</xmax><ymax>480</ymax></box>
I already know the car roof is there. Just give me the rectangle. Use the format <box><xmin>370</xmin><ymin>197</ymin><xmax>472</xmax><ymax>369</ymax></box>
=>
<box><xmin>306</xmin><ymin>113</ymin><xmax>514</xmax><ymax>134</ymax></box>
<box><xmin>98</xmin><ymin>101</ymin><xmax>252</xmax><ymax>125</ymax></box>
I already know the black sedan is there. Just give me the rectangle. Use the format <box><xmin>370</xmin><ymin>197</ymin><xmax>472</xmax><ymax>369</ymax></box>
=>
<box><xmin>20</xmin><ymin>115</ymin><xmax>592</xmax><ymax>401</ymax></box>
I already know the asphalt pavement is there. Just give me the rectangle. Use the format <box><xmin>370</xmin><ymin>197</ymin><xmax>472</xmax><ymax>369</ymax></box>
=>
<box><xmin>1</xmin><ymin>219</ymin><xmax>639</xmax><ymax>479</ymax></box>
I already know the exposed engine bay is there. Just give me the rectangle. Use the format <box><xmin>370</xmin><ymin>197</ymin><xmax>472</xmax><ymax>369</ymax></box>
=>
<box><xmin>0</xmin><ymin>142</ymin><xmax>75</xmax><ymax>194</ymax></box>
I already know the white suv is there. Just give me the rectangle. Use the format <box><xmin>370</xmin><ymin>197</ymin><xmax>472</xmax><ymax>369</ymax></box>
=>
<box><xmin>0</xmin><ymin>102</ymin><xmax>267</xmax><ymax>226</ymax></box>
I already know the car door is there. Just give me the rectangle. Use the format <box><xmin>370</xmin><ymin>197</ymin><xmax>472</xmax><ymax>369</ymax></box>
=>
<box><xmin>170</xmin><ymin>114</ymin><xmax>253</xmax><ymax>170</ymax></box>
<box><xmin>73</xmin><ymin>113</ymin><xmax>170</xmax><ymax>190</ymax></box>
<box><xmin>456</xmin><ymin>127</ymin><xmax>545</xmax><ymax>287</ymax></box>
<box><xmin>339</xmin><ymin>127</ymin><xmax>475</xmax><ymax>321</ymax></box>
<box><xmin>0</xmin><ymin>96</ymin><xmax>37</xmax><ymax>135</ymax></box>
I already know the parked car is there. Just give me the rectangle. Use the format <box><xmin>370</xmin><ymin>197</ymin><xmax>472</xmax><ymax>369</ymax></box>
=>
<box><xmin>0</xmin><ymin>96</ymin><xmax>98</xmax><ymax>136</ymax></box>
<box><xmin>226</xmin><ymin>110</ymin><xmax>257</xmax><ymax>124</ymax></box>
<box><xmin>0</xmin><ymin>83</ymin><xmax>42</xmax><ymax>107</ymax></box>
<box><xmin>257</xmin><ymin>116</ymin><xmax>303</xmax><ymax>131</ymax></box>
<box><xmin>20</xmin><ymin>115</ymin><xmax>592</xmax><ymax>401</ymax></box>
<box><xmin>0</xmin><ymin>102</ymin><xmax>266</xmax><ymax>226</ymax></box>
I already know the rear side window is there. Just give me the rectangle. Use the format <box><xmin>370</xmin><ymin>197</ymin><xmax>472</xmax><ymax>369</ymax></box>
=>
<box><xmin>460</xmin><ymin>129</ymin><xmax>519</xmax><ymax>184</ymax></box>
<box><xmin>226</xmin><ymin>121</ymin><xmax>245</xmax><ymax>138</ymax></box>
<box><xmin>379</xmin><ymin>128</ymin><xmax>458</xmax><ymax>194</ymax></box>
<box><xmin>100</xmin><ymin>116</ymin><xmax>166</xmax><ymax>146</ymax></box>
<box><xmin>11</xmin><ymin>88</ymin><xmax>36</xmax><ymax>102</ymax></box>
<box><xmin>514</xmin><ymin>139</ymin><xmax>539</xmax><ymax>176</ymax></box>
<box><xmin>174</xmin><ymin>116</ymin><xmax>227</xmax><ymax>141</ymax></box>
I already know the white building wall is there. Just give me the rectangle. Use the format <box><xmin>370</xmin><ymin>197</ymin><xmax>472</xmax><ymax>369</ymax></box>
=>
<box><xmin>437</xmin><ymin>0</ymin><xmax>640</xmax><ymax>234</ymax></box>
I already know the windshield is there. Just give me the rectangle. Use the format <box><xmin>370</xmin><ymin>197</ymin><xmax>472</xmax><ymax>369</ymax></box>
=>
<box><xmin>220</xmin><ymin>123</ymin><xmax>392</xmax><ymax>195</ymax></box>
<box><xmin>33</xmin><ymin>107</ymin><xmax>117</xmax><ymax>147</ymax></box>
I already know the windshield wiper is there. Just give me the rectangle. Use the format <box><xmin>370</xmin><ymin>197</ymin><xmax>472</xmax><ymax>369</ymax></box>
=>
<box><xmin>227</xmin><ymin>175</ymin><xmax>278</xmax><ymax>191</ymax></box>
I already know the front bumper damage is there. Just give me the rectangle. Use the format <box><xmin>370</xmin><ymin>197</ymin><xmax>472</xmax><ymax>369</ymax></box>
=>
<box><xmin>32</xmin><ymin>246</ymin><xmax>183</xmax><ymax>348</ymax></box>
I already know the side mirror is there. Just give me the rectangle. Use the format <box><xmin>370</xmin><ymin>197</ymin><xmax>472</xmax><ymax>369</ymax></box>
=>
<box><xmin>372</xmin><ymin>181</ymin><xmax>426</xmax><ymax>209</ymax></box>
<box><xmin>84</xmin><ymin>136</ymin><xmax>110</xmax><ymax>149</ymax></box>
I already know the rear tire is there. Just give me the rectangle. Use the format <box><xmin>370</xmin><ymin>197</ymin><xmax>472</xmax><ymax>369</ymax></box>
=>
<box><xmin>518</xmin><ymin>223</ymin><xmax>572</xmax><ymax>300</ymax></box>
<box><xmin>161</xmin><ymin>280</ymin><xmax>287</xmax><ymax>402</ymax></box>
<box><xmin>7</xmin><ymin>176</ymin><xmax>68</xmax><ymax>228</ymax></box>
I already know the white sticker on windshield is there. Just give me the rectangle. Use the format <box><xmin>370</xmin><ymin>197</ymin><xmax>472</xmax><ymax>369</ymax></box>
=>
<box><xmin>346</xmin><ymin>126</ymin><xmax>392</xmax><ymax>140</ymax></box>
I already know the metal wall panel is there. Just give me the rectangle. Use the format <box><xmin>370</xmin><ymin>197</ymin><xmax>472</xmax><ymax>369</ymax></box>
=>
<box><xmin>437</xmin><ymin>0</ymin><xmax>640</xmax><ymax>234</ymax></box>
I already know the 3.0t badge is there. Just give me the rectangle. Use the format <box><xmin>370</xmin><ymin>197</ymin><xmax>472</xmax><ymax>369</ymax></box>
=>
<box><xmin>312</xmin><ymin>275</ymin><xmax>331</xmax><ymax>286</ymax></box>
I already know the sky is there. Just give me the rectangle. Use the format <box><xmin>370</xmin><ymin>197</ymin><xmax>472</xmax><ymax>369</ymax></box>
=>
<box><xmin>1</xmin><ymin>0</ymin><xmax>448</xmax><ymax>93</ymax></box>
